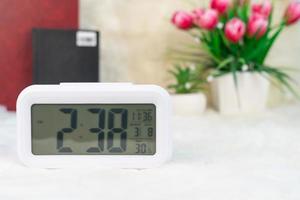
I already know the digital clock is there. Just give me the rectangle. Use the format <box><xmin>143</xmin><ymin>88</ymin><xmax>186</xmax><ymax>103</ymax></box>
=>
<box><xmin>17</xmin><ymin>83</ymin><xmax>172</xmax><ymax>168</ymax></box>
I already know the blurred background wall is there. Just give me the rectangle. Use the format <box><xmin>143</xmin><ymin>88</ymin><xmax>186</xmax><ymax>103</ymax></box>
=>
<box><xmin>0</xmin><ymin>0</ymin><xmax>78</xmax><ymax>110</ymax></box>
<box><xmin>80</xmin><ymin>0</ymin><xmax>300</xmax><ymax>105</ymax></box>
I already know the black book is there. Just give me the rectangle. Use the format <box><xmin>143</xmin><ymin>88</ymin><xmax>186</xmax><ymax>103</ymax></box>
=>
<box><xmin>32</xmin><ymin>28</ymin><xmax>99</xmax><ymax>84</ymax></box>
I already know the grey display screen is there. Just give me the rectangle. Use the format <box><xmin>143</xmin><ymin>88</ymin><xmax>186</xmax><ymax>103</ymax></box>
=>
<box><xmin>31</xmin><ymin>104</ymin><xmax>156</xmax><ymax>155</ymax></box>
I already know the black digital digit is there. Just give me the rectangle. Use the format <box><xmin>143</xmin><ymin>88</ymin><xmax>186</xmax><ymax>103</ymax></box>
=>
<box><xmin>57</xmin><ymin>108</ymin><xmax>77</xmax><ymax>153</ymax></box>
<box><xmin>147</xmin><ymin>127</ymin><xmax>153</xmax><ymax>137</ymax></box>
<box><xmin>134</xmin><ymin>127</ymin><xmax>140</xmax><ymax>137</ymax></box>
<box><xmin>132</xmin><ymin>112</ymin><xmax>142</xmax><ymax>121</ymax></box>
<box><xmin>138</xmin><ymin>112</ymin><xmax>142</xmax><ymax>121</ymax></box>
<box><xmin>87</xmin><ymin>109</ymin><xmax>105</xmax><ymax>153</ymax></box>
<box><xmin>143</xmin><ymin>112</ymin><xmax>152</xmax><ymax>121</ymax></box>
<box><xmin>107</xmin><ymin>109</ymin><xmax>128</xmax><ymax>152</ymax></box>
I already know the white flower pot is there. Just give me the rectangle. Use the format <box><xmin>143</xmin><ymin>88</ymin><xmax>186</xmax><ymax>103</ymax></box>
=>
<box><xmin>211</xmin><ymin>72</ymin><xmax>269</xmax><ymax>115</ymax></box>
<box><xmin>172</xmin><ymin>93</ymin><xmax>207</xmax><ymax>116</ymax></box>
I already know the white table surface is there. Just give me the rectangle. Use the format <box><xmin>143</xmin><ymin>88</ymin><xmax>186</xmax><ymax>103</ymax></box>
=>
<box><xmin>1</xmin><ymin>104</ymin><xmax>300</xmax><ymax>200</ymax></box>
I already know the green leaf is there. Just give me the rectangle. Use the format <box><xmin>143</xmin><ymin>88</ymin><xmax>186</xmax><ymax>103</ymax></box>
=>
<box><xmin>209</xmin><ymin>30</ymin><xmax>222</xmax><ymax>58</ymax></box>
<box><xmin>237</xmin><ymin>4</ymin><xmax>249</xmax><ymax>22</ymax></box>
<box><xmin>258</xmin><ymin>24</ymin><xmax>285</xmax><ymax>63</ymax></box>
<box><xmin>216</xmin><ymin>56</ymin><xmax>234</xmax><ymax>70</ymax></box>
<box><xmin>259</xmin><ymin>64</ymin><xmax>300</xmax><ymax>99</ymax></box>
<box><xmin>227</xmin><ymin>6</ymin><xmax>235</xmax><ymax>19</ymax></box>
<box><xmin>244</xmin><ymin>36</ymin><xmax>269</xmax><ymax>62</ymax></box>
<box><xmin>230</xmin><ymin>61</ymin><xmax>241</xmax><ymax>108</ymax></box>
<box><xmin>258</xmin><ymin>72</ymin><xmax>285</xmax><ymax>93</ymax></box>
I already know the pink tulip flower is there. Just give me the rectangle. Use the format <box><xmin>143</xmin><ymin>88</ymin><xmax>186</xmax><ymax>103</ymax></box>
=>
<box><xmin>225</xmin><ymin>18</ymin><xmax>246</xmax><ymax>43</ymax></box>
<box><xmin>193</xmin><ymin>9</ymin><xmax>219</xmax><ymax>30</ymax></box>
<box><xmin>171</xmin><ymin>11</ymin><xmax>194</xmax><ymax>30</ymax></box>
<box><xmin>252</xmin><ymin>0</ymin><xmax>272</xmax><ymax>18</ymax></box>
<box><xmin>284</xmin><ymin>1</ymin><xmax>300</xmax><ymax>25</ymax></box>
<box><xmin>247</xmin><ymin>14</ymin><xmax>268</xmax><ymax>38</ymax></box>
<box><xmin>210</xmin><ymin>0</ymin><xmax>230</xmax><ymax>14</ymax></box>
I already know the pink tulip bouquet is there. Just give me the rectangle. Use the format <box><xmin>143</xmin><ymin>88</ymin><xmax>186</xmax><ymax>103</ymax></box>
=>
<box><xmin>171</xmin><ymin>0</ymin><xmax>300</xmax><ymax>95</ymax></box>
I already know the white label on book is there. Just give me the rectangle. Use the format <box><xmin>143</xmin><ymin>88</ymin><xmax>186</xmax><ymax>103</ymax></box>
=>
<box><xmin>76</xmin><ymin>31</ymin><xmax>97</xmax><ymax>47</ymax></box>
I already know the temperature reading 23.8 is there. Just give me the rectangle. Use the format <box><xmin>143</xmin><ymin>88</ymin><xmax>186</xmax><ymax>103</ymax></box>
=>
<box><xmin>31</xmin><ymin>104</ymin><xmax>156</xmax><ymax>155</ymax></box>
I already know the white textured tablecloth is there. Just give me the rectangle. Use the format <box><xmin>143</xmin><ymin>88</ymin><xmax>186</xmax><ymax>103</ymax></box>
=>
<box><xmin>1</xmin><ymin>104</ymin><xmax>300</xmax><ymax>200</ymax></box>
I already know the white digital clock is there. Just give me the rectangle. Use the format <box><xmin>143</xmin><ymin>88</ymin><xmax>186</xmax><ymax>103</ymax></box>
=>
<box><xmin>17</xmin><ymin>83</ymin><xmax>172</xmax><ymax>168</ymax></box>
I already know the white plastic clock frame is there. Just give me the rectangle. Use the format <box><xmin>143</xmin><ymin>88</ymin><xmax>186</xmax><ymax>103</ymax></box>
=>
<box><xmin>17</xmin><ymin>83</ymin><xmax>172</xmax><ymax>168</ymax></box>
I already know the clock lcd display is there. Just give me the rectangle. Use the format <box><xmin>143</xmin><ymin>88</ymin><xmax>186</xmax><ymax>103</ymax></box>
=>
<box><xmin>31</xmin><ymin>104</ymin><xmax>156</xmax><ymax>155</ymax></box>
